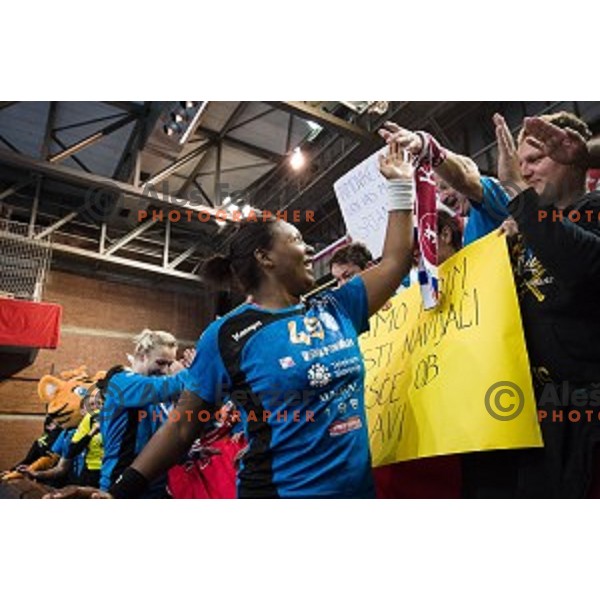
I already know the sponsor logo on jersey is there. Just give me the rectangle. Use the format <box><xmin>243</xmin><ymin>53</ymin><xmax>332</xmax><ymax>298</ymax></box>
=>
<box><xmin>328</xmin><ymin>415</ymin><xmax>362</xmax><ymax>437</ymax></box>
<box><xmin>307</xmin><ymin>363</ymin><xmax>332</xmax><ymax>388</ymax></box>
<box><xmin>279</xmin><ymin>356</ymin><xmax>296</xmax><ymax>369</ymax></box>
<box><xmin>231</xmin><ymin>320</ymin><xmax>263</xmax><ymax>342</ymax></box>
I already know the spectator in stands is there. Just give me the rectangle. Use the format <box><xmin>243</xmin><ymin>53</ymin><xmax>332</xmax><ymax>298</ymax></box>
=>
<box><xmin>380</xmin><ymin>111</ymin><xmax>600</xmax><ymax>498</ymax></box>
<box><xmin>492</xmin><ymin>111</ymin><xmax>600</xmax><ymax>498</ymax></box>
<box><xmin>522</xmin><ymin>115</ymin><xmax>600</xmax><ymax>171</ymax></box>
<box><xmin>329</xmin><ymin>242</ymin><xmax>374</xmax><ymax>286</ymax></box>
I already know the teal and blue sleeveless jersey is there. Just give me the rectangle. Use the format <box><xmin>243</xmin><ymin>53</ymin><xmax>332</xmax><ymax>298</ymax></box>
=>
<box><xmin>464</xmin><ymin>177</ymin><xmax>510</xmax><ymax>245</ymax></box>
<box><xmin>186</xmin><ymin>275</ymin><xmax>375</xmax><ymax>499</ymax></box>
<box><xmin>99</xmin><ymin>369</ymin><xmax>189</xmax><ymax>491</ymax></box>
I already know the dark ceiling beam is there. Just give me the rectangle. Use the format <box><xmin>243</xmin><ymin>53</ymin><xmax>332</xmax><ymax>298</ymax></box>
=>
<box><xmin>0</xmin><ymin>134</ymin><xmax>21</xmax><ymax>154</ymax></box>
<box><xmin>267</xmin><ymin>101</ymin><xmax>378</xmax><ymax>142</ymax></box>
<box><xmin>196</xmin><ymin>125</ymin><xmax>283</xmax><ymax>163</ymax></box>
<box><xmin>226</xmin><ymin>107</ymin><xmax>276</xmax><ymax>134</ymax></box>
<box><xmin>53</xmin><ymin>113</ymin><xmax>129</xmax><ymax>133</ymax></box>
<box><xmin>41</xmin><ymin>101</ymin><xmax>58</xmax><ymax>159</ymax></box>
<box><xmin>144</xmin><ymin>140</ymin><xmax>214</xmax><ymax>186</ymax></box>
<box><xmin>113</xmin><ymin>101</ymin><xmax>164</xmax><ymax>183</ymax></box>
<box><xmin>101</xmin><ymin>101</ymin><xmax>145</xmax><ymax>115</ymax></box>
<box><xmin>47</xmin><ymin>114</ymin><xmax>137</xmax><ymax>164</ymax></box>
<box><xmin>191</xmin><ymin>160</ymin><xmax>274</xmax><ymax>179</ymax></box>
<box><xmin>178</xmin><ymin>102</ymin><xmax>249</xmax><ymax>198</ymax></box>
<box><xmin>0</xmin><ymin>146</ymin><xmax>221</xmax><ymax>219</ymax></box>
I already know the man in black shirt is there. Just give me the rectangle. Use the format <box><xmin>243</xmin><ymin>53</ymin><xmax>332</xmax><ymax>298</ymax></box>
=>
<box><xmin>495</xmin><ymin>111</ymin><xmax>600</xmax><ymax>497</ymax></box>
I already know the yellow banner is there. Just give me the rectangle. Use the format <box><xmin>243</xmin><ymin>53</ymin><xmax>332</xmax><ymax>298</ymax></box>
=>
<box><xmin>361</xmin><ymin>233</ymin><xmax>543</xmax><ymax>467</ymax></box>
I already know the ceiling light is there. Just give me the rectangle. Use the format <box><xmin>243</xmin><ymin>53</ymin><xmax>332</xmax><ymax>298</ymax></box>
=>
<box><xmin>290</xmin><ymin>147</ymin><xmax>305</xmax><ymax>171</ymax></box>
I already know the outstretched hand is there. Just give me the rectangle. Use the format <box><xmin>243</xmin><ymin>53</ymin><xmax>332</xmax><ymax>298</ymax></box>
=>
<box><xmin>181</xmin><ymin>347</ymin><xmax>196</xmax><ymax>368</ymax></box>
<box><xmin>493</xmin><ymin>113</ymin><xmax>527</xmax><ymax>199</ymax></box>
<box><xmin>523</xmin><ymin>116</ymin><xmax>589</xmax><ymax>167</ymax></box>
<box><xmin>170</xmin><ymin>348</ymin><xmax>196</xmax><ymax>374</ymax></box>
<box><xmin>378</xmin><ymin>142</ymin><xmax>414</xmax><ymax>181</ymax></box>
<box><xmin>43</xmin><ymin>485</ymin><xmax>113</xmax><ymax>499</ymax></box>
<box><xmin>378</xmin><ymin>121</ymin><xmax>423</xmax><ymax>156</ymax></box>
<box><xmin>497</xmin><ymin>217</ymin><xmax>519</xmax><ymax>238</ymax></box>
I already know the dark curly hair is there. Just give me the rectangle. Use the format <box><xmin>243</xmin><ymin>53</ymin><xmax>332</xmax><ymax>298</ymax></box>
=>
<box><xmin>329</xmin><ymin>242</ymin><xmax>373</xmax><ymax>270</ymax></box>
<box><xmin>202</xmin><ymin>218</ymin><xmax>278</xmax><ymax>294</ymax></box>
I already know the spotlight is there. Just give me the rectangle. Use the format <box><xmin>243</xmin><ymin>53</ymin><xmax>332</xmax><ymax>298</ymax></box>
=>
<box><xmin>163</xmin><ymin>101</ymin><xmax>208</xmax><ymax>145</ymax></box>
<box><xmin>163</xmin><ymin>122</ymin><xmax>183</xmax><ymax>136</ymax></box>
<box><xmin>242</xmin><ymin>204</ymin><xmax>252</xmax><ymax>217</ymax></box>
<box><xmin>290</xmin><ymin>147</ymin><xmax>305</xmax><ymax>171</ymax></box>
<box><xmin>171</xmin><ymin>110</ymin><xmax>186</xmax><ymax>124</ymax></box>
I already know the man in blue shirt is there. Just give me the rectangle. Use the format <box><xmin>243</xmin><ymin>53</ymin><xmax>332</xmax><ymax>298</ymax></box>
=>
<box><xmin>379</xmin><ymin>123</ymin><xmax>511</xmax><ymax>245</ymax></box>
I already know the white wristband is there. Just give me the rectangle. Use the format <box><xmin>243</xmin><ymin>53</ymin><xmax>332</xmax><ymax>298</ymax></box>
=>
<box><xmin>387</xmin><ymin>179</ymin><xmax>415</xmax><ymax>212</ymax></box>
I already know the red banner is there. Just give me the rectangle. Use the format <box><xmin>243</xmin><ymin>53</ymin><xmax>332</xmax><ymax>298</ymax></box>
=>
<box><xmin>0</xmin><ymin>298</ymin><xmax>62</xmax><ymax>348</ymax></box>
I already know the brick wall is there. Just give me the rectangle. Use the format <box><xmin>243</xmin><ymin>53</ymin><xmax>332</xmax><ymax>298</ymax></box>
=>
<box><xmin>0</xmin><ymin>269</ymin><xmax>214</xmax><ymax>470</ymax></box>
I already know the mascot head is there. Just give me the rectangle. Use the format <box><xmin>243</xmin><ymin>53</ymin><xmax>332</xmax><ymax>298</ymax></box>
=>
<box><xmin>37</xmin><ymin>366</ymin><xmax>106</xmax><ymax>430</ymax></box>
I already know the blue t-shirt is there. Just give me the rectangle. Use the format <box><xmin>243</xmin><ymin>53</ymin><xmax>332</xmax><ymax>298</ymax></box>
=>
<box><xmin>99</xmin><ymin>369</ymin><xmax>188</xmax><ymax>491</ymax></box>
<box><xmin>51</xmin><ymin>427</ymin><xmax>84</xmax><ymax>480</ymax></box>
<box><xmin>186</xmin><ymin>276</ymin><xmax>375</xmax><ymax>499</ymax></box>
<box><xmin>463</xmin><ymin>176</ymin><xmax>510</xmax><ymax>246</ymax></box>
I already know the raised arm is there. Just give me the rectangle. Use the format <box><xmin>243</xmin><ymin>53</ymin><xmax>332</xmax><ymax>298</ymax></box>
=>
<box><xmin>378</xmin><ymin>121</ymin><xmax>484</xmax><ymax>202</ymax></box>
<box><xmin>523</xmin><ymin>116</ymin><xmax>600</xmax><ymax>170</ymax></box>
<box><xmin>495</xmin><ymin>113</ymin><xmax>600</xmax><ymax>284</ymax></box>
<box><xmin>359</xmin><ymin>142</ymin><xmax>414</xmax><ymax>316</ymax></box>
<box><xmin>106</xmin><ymin>369</ymin><xmax>189</xmax><ymax>409</ymax></box>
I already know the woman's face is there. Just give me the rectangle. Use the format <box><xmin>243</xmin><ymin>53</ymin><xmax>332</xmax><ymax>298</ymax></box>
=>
<box><xmin>133</xmin><ymin>345</ymin><xmax>177</xmax><ymax>376</ymax></box>
<box><xmin>263</xmin><ymin>221</ymin><xmax>315</xmax><ymax>296</ymax></box>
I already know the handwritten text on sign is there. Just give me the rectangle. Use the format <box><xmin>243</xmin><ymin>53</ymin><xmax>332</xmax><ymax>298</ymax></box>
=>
<box><xmin>333</xmin><ymin>149</ymin><xmax>388</xmax><ymax>259</ymax></box>
<box><xmin>360</xmin><ymin>233</ymin><xmax>543</xmax><ymax>466</ymax></box>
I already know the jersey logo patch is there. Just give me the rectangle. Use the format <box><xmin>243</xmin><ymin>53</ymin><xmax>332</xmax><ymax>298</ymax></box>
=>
<box><xmin>279</xmin><ymin>356</ymin><xmax>296</xmax><ymax>369</ymax></box>
<box><xmin>288</xmin><ymin>317</ymin><xmax>325</xmax><ymax>346</ymax></box>
<box><xmin>329</xmin><ymin>415</ymin><xmax>362</xmax><ymax>437</ymax></box>
<box><xmin>307</xmin><ymin>363</ymin><xmax>331</xmax><ymax>388</ymax></box>
<box><xmin>231</xmin><ymin>320</ymin><xmax>263</xmax><ymax>342</ymax></box>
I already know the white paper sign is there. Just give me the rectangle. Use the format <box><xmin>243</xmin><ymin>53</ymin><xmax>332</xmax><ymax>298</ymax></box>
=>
<box><xmin>333</xmin><ymin>148</ymin><xmax>388</xmax><ymax>259</ymax></box>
